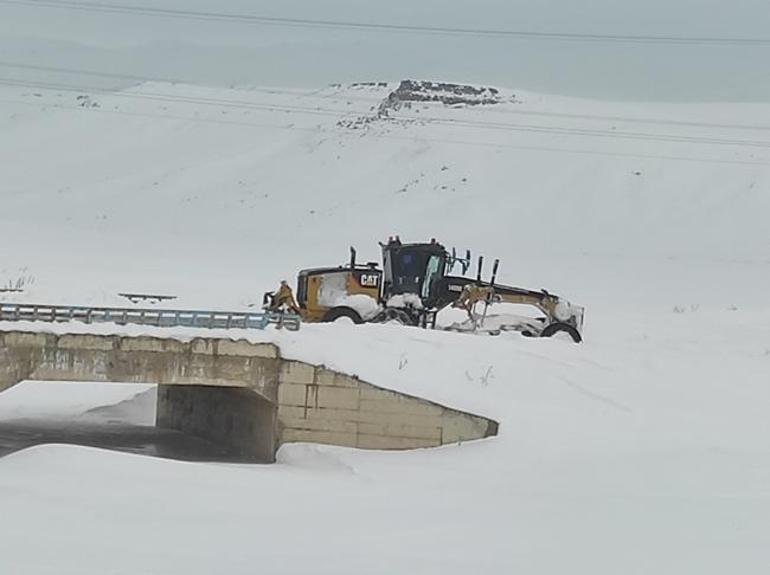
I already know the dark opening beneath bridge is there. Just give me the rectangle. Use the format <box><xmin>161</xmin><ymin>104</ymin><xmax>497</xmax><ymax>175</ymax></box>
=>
<box><xmin>0</xmin><ymin>383</ymin><xmax>278</xmax><ymax>463</ymax></box>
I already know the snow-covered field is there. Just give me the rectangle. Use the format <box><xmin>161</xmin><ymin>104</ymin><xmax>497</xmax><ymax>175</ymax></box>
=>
<box><xmin>1</xmin><ymin>81</ymin><xmax>769</xmax><ymax>573</ymax></box>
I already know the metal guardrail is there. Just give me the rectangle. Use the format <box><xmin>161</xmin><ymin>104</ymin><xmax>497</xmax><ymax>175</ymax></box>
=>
<box><xmin>0</xmin><ymin>302</ymin><xmax>301</xmax><ymax>332</ymax></box>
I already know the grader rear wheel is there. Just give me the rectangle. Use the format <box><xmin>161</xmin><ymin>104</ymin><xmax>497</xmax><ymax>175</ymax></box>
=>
<box><xmin>322</xmin><ymin>306</ymin><xmax>364</xmax><ymax>324</ymax></box>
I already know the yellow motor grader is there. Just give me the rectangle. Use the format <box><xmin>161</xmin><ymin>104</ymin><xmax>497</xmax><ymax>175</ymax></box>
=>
<box><xmin>265</xmin><ymin>237</ymin><xmax>584</xmax><ymax>342</ymax></box>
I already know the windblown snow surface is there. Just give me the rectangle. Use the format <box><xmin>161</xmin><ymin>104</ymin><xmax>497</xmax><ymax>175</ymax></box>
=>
<box><xmin>1</xmin><ymin>81</ymin><xmax>770</xmax><ymax>574</ymax></box>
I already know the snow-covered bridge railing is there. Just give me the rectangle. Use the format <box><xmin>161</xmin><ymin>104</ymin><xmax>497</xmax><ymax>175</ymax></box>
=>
<box><xmin>0</xmin><ymin>302</ymin><xmax>301</xmax><ymax>332</ymax></box>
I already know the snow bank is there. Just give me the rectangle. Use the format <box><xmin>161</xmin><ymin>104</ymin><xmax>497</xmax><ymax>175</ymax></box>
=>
<box><xmin>1</xmin><ymin>81</ymin><xmax>769</xmax><ymax>574</ymax></box>
<box><xmin>330</xmin><ymin>293</ymin><xmax>381</xmax><ymax>320</ymax></box>
<box><xmin>386</xmin><ymin>293</ymin><xmax>424</xmax><ymax>309</ymax></box>
<box><xmin>0</xmin><ymin>380</ymin><xmax>155</xmax><ymax>422</ymax></box>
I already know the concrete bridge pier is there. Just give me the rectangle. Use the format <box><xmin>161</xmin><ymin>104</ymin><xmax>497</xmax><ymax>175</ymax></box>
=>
<box><xmin>156</xmin><ymin>385</ymin><xmax>277</xmax><ymax>462</ymax></box>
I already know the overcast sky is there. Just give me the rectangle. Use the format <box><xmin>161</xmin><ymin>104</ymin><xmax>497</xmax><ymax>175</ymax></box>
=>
<box><xmin>2</xmin><ymin>0</ymin><xmax>770</xmax><ymax>100</ymax></box>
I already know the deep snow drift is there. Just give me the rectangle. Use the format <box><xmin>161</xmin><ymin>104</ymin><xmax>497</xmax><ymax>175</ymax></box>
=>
<box><xmin>0</xmin><ymin>80</ymin><xmax>769</xmax><ymax>574</ymax></box>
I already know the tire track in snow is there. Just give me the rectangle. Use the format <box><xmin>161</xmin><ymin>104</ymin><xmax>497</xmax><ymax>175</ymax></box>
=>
<box><xmin>556</xmin><ymin>375</ymin><xmax>633</xmax><ymax>414</ymax></box>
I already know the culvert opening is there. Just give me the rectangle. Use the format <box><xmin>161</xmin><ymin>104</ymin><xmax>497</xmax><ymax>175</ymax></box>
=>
<box><xmin>0</xmin><ymin>381</ymin><xmax>274</xmax><ymax>463</ymax></box>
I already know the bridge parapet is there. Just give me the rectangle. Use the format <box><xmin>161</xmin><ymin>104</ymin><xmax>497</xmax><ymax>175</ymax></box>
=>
<box><xmin>0</xmin><ymin>331</ymin><xmax>280</xmax><ymax>400</ymax></box>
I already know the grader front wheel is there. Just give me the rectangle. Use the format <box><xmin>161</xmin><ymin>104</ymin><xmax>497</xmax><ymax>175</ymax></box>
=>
<box><xmin>541</xmin><ymin>322</ymin><xmax>582</xmax><ymax>343</ymax></box>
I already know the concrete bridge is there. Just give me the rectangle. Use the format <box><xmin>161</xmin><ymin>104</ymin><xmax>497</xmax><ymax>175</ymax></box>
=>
<box><xmin>0</xmin><ymin>330</ymin><xmax>498</xmax><ymax>462</ymax></box>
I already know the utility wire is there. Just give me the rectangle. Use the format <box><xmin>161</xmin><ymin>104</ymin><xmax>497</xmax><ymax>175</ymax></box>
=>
<box><xmin>0</xmin><ymin>78</ymin><xmax>353</xmax><ymax>119</ymax></box>
<box><xmin>0</xmin><ymin>60</ymin><xmax>322</xmax><ymax>98</ymax></box>
<box><xmin>2</xmin><ymin>93</ymin><xmax>768</xmax><ymax>167</ymax></box>
<box><xmin>391</xmin><ymin>115</ymin><xmax>770</xmax><ymax>149</ymax></box>
<box><xmin>2</xmin><ymin>0</ymin><xmax>770</xmax><ymax>46</ymax></box>
<box><xmin>4</xmin><ymin>60</ymin><xmax>770</xmax><ymax>133</ymax></box>
<box><xmin>4</xmin><ymin>76</ymin><xmax>770</xmax><ymax>150</ymax></box>
<box><xmin>471</xmin><ymin>106</ymin><xmax>770</xmax><ymax>133</ymax></box>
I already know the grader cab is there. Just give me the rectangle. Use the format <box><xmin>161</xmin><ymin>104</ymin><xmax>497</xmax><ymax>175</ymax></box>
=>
<box><xmin>265</xmin><ymin>237</ymin><xmax>584</xmax><ymax>342</ymax></box>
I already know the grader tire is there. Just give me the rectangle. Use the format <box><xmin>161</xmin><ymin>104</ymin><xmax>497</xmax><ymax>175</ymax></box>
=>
<box><xmin>383</xmin><ymin>308</ymin><xmax>415</xmax><ymax>326</ymax></box>
<box><xmin>541</xmin><ymin>322</ymin><xmax>582</xmax><ymax>343</ymax></box>
<box><xmin>322</xmin><ymin>306</ymin><xmax>364</xmax><ymax>325</ymax></box>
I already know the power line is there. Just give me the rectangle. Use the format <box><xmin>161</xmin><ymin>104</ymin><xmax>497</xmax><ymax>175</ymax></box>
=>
<box><xmin>0</xmin><ymin>78</ymin><xmax>354</xmax><ymax>119</ymax></box>
<box><xmin>0</xmin><ymin>60</ymin><xmax>324</xmax><ymax>98</ymax></box>
<box><xmin>4</xmin><ymin>60</ymin><xmax>770</xmax><ymax>133</ymax></box>
<box><xmin>3</xmin><ymin>0</ymin><xmax>770</xmax><ymax>46</ymax></box>
<box><xmin>1</xmin><ymin>92</ymin><xmax>768</xmax><ymax>167</ymax></box>
<box><xmin>391</xmin><ymin>115</ymin><xmax>770</xmax><ymax>149</ymax></box>
<box><xmin>467</xmin><ymin>106</ymin><xmax>770</xmax><ymax>133</ymax></box>
<box><xmin>3</xmin><ymin>76</ymin><xmax>770</xmax><ymax>151</ymax></box>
